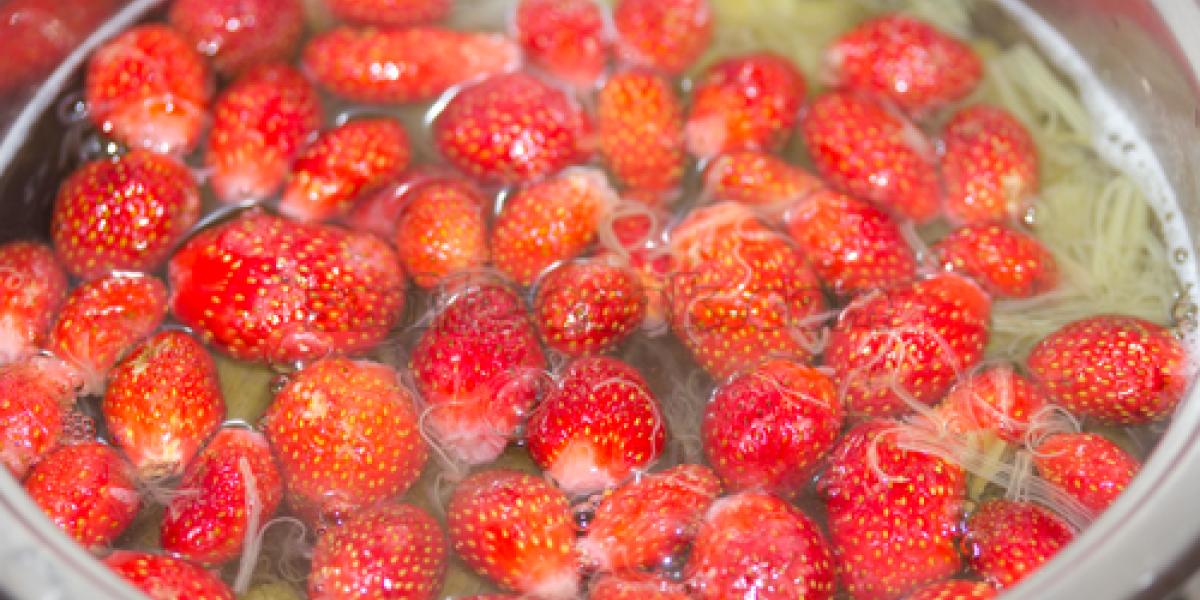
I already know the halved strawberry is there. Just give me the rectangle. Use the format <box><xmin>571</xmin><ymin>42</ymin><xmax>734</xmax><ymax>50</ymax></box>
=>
<box><xmin>393</xmin><ymin>177</ymin><xmax>490</xmax><ymax>289</ymax></box>
<box><xmin>534</xmin><ymin>259</ymin><xmax>646</xmax><ymax>357</ymax></box>
<box><xmin>579</xmin><ymin>463</ymin><xmax>721</xmax><ymax>573</ymax></box>
<box><xmin>801</xmin><ymin>91</ymin><xmax>940</xmax><ymax>223</ymax></box>
<box><xmin>262</xmin><ymin>357</ymin><xmax>427</xmax><ymax>524</ymax></box>
<box><xmin>702</xmin><ymin>151</ymin><xmax>823</xmax><ymax>220</ymax></box>
<box><xmin>941</xmin><ymin>105</ymin><xmax>1039</xmax><ymax>224</ymax></box>
<box><xmin>308</xmin><ymin>502</ymin><xmax>446</xmax><ymax>600</ymax></box>
<box><xmin>303</xmin><ymin>26</ymin><xmax>519</xmax><ymax>104</ymax></box>
<box><xmin>963</xmin><ymin>498</ymin><xmax>1074</xmax><ymax>590</ymax></box>
<box><xmin>934</xmin><ymin>223</ymin><xmax>1058</xmax><ymax>299</ymax></box>
<box><xmin>168</xmin><ymin>211</ymin><xmax>406</xmax><ymax>364</ymax></box>
<box><xmin>825</xmin><ymin>14</ymin><xmax>982</xmax><ymax>115</ymax></box>
<box><xmin>24</xmin><ymin>442</ymin><xmax>139</xmax><ymax>551</ymax></box>
<box><xmin>612</xmin><ymin>0</ymin><xmax>712</xmax><ymax>75</ymax></box>
<box><xmin>685</xmin><ymin>53</ymin><xmax>807</xmax><ymax>160</ymax></box>
<box><xmin>934</xmin><ymin>364</ymin><xmax>1049</xmax><ymax>444</ymax></box>
<box><xmin>1033</xmin><ymin>431</ymin><xmax>1139</xmax><ymax>515</ymax></box>
<box><xmin>168</xmin><ymin>0</ymin><xmax>304</xmax><ymax>76</ymax></box>
<box><xmin>597</xmin><ymin>70</ymin><xmax>686</xmax><ymax>195</ymax></box>
<box><xmin>591</xmin><ymin>574</ymin><xmax>689</xmax><ymax>599</ymax></box>
<box><xmin>702</xmin><ymin>359</ymin><xmax>843</xmax><ymax>498</ymax></box>
<box><xmin>85</xmin><ymin>25</ymin><xmax>211</xmax><ymax>155</ymax></box>
<box><xmin>0</xmin><ymin>356</ymin><xmax>79</xmax><ymax>478</ymax></box>
<box><xmin>447</xmin><ymin>469</ymin><xmax>579</xmax><ymax>599</ymax></box>
<box><xmin>104</xmin><ymin>551</ymin><xmax>234</xmax><ymax>600</ymax></box>
<box><xmin>1026</xmin><ymin>315</ymin><xmax>1189</xmax><ymax>424</ymax></box>
<box><xmin>52</xmin><ymin>150</ymin><xmax>200</xmax><ymax>281</ymax></box>
<box><xmin>207</xmin><ymin>63</ymin><xmax>323</xmax><ymax>204</ymax></box>
<box><xmin>0</xmin><ymin>241</ymin><xmax>67</xmax><ymax>364</ymax></box>
<box><xmin>907</xmin><ymin>580</ymin><xmax>997</xmax><ymax>600</ymax></box>
<box><xmin>685</xmin><ymin>491</ymin><xmax>836</xmax><ymax>600</ymax></box>
<box><xmin>323</xmin><ymin>0</ymin><xmax>451</xmax><ymax>26</ymax></box>
<box><xmin>516</xmin><ymin>0</ymin><xmax>609</xmax><ymax>89</ymax></box>
<box><xmin>434</xmin><ymin>73</ymin><xmax>591</xmax><ymax>185</ymax></box>
<box><xmin>784</xmin><ymin>188</ymin><xmax>917</xmax><ymax>297</ymax></box>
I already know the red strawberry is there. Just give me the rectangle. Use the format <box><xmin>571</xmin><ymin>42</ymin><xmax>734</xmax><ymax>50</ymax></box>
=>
<box><xmin>1026</xmin><ymin>315</ymin><xmax>1189</xmax><ymax>424</ymax></box>
<box><xmin>612</xmin><ymin>0</ymin><xmax>713</xmax><ymax>75</ymax></box>
<box><xmin>102</xmin><ymin>330</ymin><xmax>224</xmax><ymax>478</ymax></box>
<box><xmin>934</xmin><ymin>364</ymin><xmax>1049</xmax><ymax>444</ymax></box>
<box><xmin>784</xmin><ymin>188</ymin><xmax>917</xmax><ymax>297</ymax></box>
<box><xmin>685</xmin><ymin>53</ymin><xmax>807</xmax><ymax>159</ymax></box>
<box><xmin>825</xmin><ymin>273</ymin><xmax>990</xmax><ymax>417</ymax></box>
<box><xmin>308</xmin><ymin>502</ymin><xmax>446</xmax><ymax>600</ymax></box>
<box><xmin>594</xmin><ymin>206</ymin><xmax>674</xmax><ymax>332</ymax></box>
<box><xmin>323</xmin><ymin>0</ymin><xmax>451</xmax><ymax>26</ymax></box>
<box><xmin>409</xmin><ymin>281</ymin><xmax>546</xmax><ymax>465</ymax></box>
<box><xmin>0</xmin><ymin>356</ymin><xmax>79</xmax><ymax>478</ymax></box>
<box><xmin>1033</xmin><ymin>431</ymin><xmax>1139</xmax><ymax>515</ymax></box>
<box><xmin>666</xmin><ymin>202</ymin><xmax>827</xmax><ymax>380</ymax></box>
<box><xmin>262</xmin><ymin>357</ymin><xmax>427</xmax><ymax>524</ymax></box>
<box><xmin>0</xmin><ymin>0</ymin><xmax>121</xmax><ymax>97</ymax></box>
<box><xmin>104</xmin><ymin>551</ymin><xmax>234</xmax><ymax>600</ymax></box>
<box><xmin>168</xmin><ymin>0</ymin><xmax>304</xmax><ymax>76</ymax></box>
<box><xmin>534</xmin><ymin>259</ymin><xmax>646</xmax><ymax>357</ymax></box>
<box><xmin>207</xmin><ymin>63</ymin><xmax>324</xmax><ymax>203</ymax></box>
<box><xmin>447</xmin><ymin>469</ymin><xmax>579</xmax><ymax>599</ymax></box>
<box><xmin>24</xmin><ymin>442</ymin><xmax>139</xmax><ymax>551</ymax></box>
<box><xmin>591</xmin><ymin>574</ymin><xmax>689</xmax><ymax>600</ymax></box>
<box><xmin>934</xmin><ymin>223</ymin><xmax>1058</xmax><ymax>298</ymax></box>
<box><xmin>579</xmin><ymin>463</ymin><xmax>721</xmax><ymax>572</ymax></box>
<box><xmin>167</xmin><ymin>211</ymin><xmax>406</xmax><ymax>364</ymax></box>
<box><xmin>516</xmin><ymin>0</ymin><xmax>610</xmax><ymax>89</ymax></box>
<box><xmin>825</xmin><ymin>14</ymin><xmax>982</xmax><ymax>115</ymax></box>
<box><xmin>702</xmin><ymin>151</ymin><xmax>823</xmax><ymax>220</ymax></box>
<box><xmin>51</xmin><ymin>150</ymin><xmax>200</xmax><ymax>281</ymax></box>
<box><xmin>491</xmin><ymin>168</ymin><xmax>618</xmax><ymax>286</ymax></box>
<box><xmin>962</xmin><ymin>499</ymin><xmax>1074</xmax><ymax>589</ymax></box>
<box><xmin>393</xmin><ymin>177</ymin><xmax>490</xmax><ymax>289</ymax></box>
<box><xmin>906</xmin><ymin>580</ymin><xmax>997</xmax><ymax>600</ymax></box>
<box><xmin>597</xmin><ymin>71</ymin><xmax>686</xmax><ymax>195</ymax></box>
<box><xmin>85</xmin><ymin>25</ymin><xmax>211</xmax><ymax>155</ymax></box>
<box><xmin>801</xmin><ymin>91</ymin><xmax>940</xmax><ymax>223</ymax></box>
<box><xmin>685</xmin><ymin>491</ymin><xmax>836</xmax><ymax>600</ymax></box>
<box><xmin>161</xmin><ymin>428</ymin><xmax>282</xmax><ymax>565</ymax></box>
<box><xmin>435</xmin><ymin>73</ymin><xmax>592</xmax><ymax>185</ymax></box>
<box><xmin>0</xmin><ymin>241</ymin><xmax>67</xmax><ymax>364</ymax></box>
<box><xmin>48</xmin><ymin>272</ymin><xmax>168</xmax><ymax>393</ymax></box>
<box><xmin>279</xmin><ymin>118</ymin><xmax>411</xmax><ymax>223</ymax></box>
<box><xmin>702</xmin><ymin>359</ymin><xmax>843</xmax><ymax>498</ymax></box>
<box><xmin>303</xmin><ymin>26</ymin><xmax>519</xmax><ymax>104</ymax></box>
<box><xmin>818</xmin><ymin>420</ymin><xmax>967</xmax><ymax>600</ymax></box>
<box><xmin>941</xmin><ymin>105</ymin><xmax>1039</xmax><ymax>224</ymax></box>
<box><xmin>527</xmin><ymin>356</ymin><xmax>665</xmax><ymax>495</ymax></box>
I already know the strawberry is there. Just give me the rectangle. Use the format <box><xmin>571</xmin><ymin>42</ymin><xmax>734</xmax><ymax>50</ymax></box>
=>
<box><xmin>666</xmin><ymin>202</ymin><xmax>826</xmax><ymax>380</ymax></box>
<box><xmin>434</xmin><ymin>73</ymin><xmax>592</xmax><ymax>185</ymax></box>
<box><xmin>104</xmin><ymin>551</ymin><xmax>234</xmax><ymax>600</ymax></box>
<box><xmin>323</xmin><ymin>0</ymin><xmax>451</xmax><ymax>26</ymax></box>
<box><xmin>515</xmin><ymin>0</ymin><xmax>610</xmax><ymax>89</ymax></box>
<box><xmin>85</xmin><ymin>25</ymin><xmax>211</xmax><ymax>155</ymax></box>
<box><xmin>279</xmin><ymin>118</ymin><xmax>411</xmax><ymax>223</ymax></box>
<box><xmin>303</xmin><ymin>26</ymin><xmax>519</xmax><ymax>104</ymax></box>
<box><xmin>685</xmin><ymin>53</ymin><xmax>807</xmax><ymax>160</ymax></box>
<box><xmin>818</xmin><ymin>420</ymin><xmax>967</xmax><ymax>600</ymax></box>
<box><xmin>167</xmin><ymin>211</ymin><xmax>406</xmax><ymax>364</ymax></box>
<box><xmin>702</xmin><ymin>150</ymin><xmax>823</xmax><ymax>220</ymax></box>
<box><xmin>825</xmin><ymin>14</ymin><xmax>982</xmax><ymax>115</ymax></box>
<box><xmin>102</xmin><ymin>330</ymin><xmax>224</xmax><ymax>478</ymax></box>
<box><xmin>393</xmin><ymin>177</ymin><xmax>490</xmax><ymax>289</ymax></box>
<box><xmin>262</xmin><ymin>357</ymin><xmax>427</xmax><ymax>524</ymax></box>
<box><xmin>941</xmin><ymin>105</ymin><xmax>1039</xmax><ymax>224</ymax></box>
<box><xmin>527</xmin><ymin>356</ymin><xmax>665</xmax><ymax>495</ymax></box>
<box><xmin>168</xmin><ymin>0</ymin><xmax>304</xmax><ymax>76</ymax></box>
<box><xmin>934</xmin><ymin>364</ymin><xmax>1049</xmax><ymax>444</ymax></box>
<box><xmin>578</xmin><ymin>463</ymin><xmax>721</xmax><ymax>572</ymax></box>
<box><xmin>409</xmin><ymin>281</ymin><xmax>546</xmax><ymax>465</ymax></box>
<box><xmin>1026</xmin><ymin>315</ymin><xmax>1189</xmax><ymax>424</ymax></box>
<box><xmin>48</xmin><ymin>272</ymin><xmax>168</xmax><ymax>393</ymax></box>
<box><xmin>962</xmin><ymin>498</ymin><xmax>1074</xmax><ymax>589</ymax></box>
<box><xmin>308</xmin><ymin>502</ymin><xmax>446</xmax><ymax>600</ymax></box>
<box><xmin>906</xmin><ymin>580</ymin><xmax>997</xmax><ymax>600</ymax></box>
<box><xmin>533</xmin><ymin>259</ymin><xmax>646</xmax><ymax>357</ymax></box>
<box><xmin>934</xmin><ymin>223</ymin><xmax>1058</xmax><ymax>298</ymax></box>
<box><xmin>491</xmin><ymin>168</ymin><xmax>618</xmax><ymax>286</ymax></box>
<box><xmin>591</xmin><ymin>574</ymin><xmax>689</xmax><ymax>599</ymax></box>
<box><xmin>702</xmin><ymin>359</ymin><xmax>843</xmax><ymax>498</ymax></box>
<box><xmin>685</xmin><ymin>491</ymin><xmax>836</xmax><ymax>600</ymax></box>
<box><xmin>24</xmin><ymin>442</ymin><xmax>139</xmax><ymax>551</ymax></box>
<box><xmin>0</xmin><ymin>0</ymin><xmax>121</xmax><ymax>97</ymax></box>
<box><xmin>160</xmin><ymin>428</ymin><xmax>282</xmax><ymax>565</ymax></box>
<box><xmin>447</xmin><ymin>469</ymin><xmax>579</xmax><ymax>599</ymax></box>
<box><xmin>801</xmin><ymin>91</ymin><xmax>940</xmax><ymax>223</ymax></box>
<box><xmin>612</xmin><ymin>0</ymin><xmax>713</xmax><ymax>75</ymax></box>
<box><xmin>825</xmin><ymin>273</ymin><xmax>990</xmax><ymax>417</ymax></box>
<box><xmin>784</xmin><ymin>188</ymin><xmax>917</xmax><ymax>297</ymax></box>
<box><xmin>206</xmin><ymin>63</ymin><xmax>324</xmax><ymax>204</ymax></box>
<box><xmin>1032</xmin><ymin>431</ymin><xmax>1139</xmax><ymax>515</ymax></box>
<box><xmin>51</xmin><ymin>150</ymin><xmax>200</xmax><ymax>281</ymax></box>
<box><xmin>0</xmin><ymin>356</ymin><xmax>80</xmax><ymax>478</ymax></box>
<box><xmin>599</xmin><ymin>207</ymin><xmax>675</xmax><ymax>333</ymax></box>
<box><xmin>597</xmin><ymin>70</ymin><xmax>686</xmax><ymax>195</ymax></box>
<box><xmin>0</xmin><ymin>241</ymin><xmax>67</xmax><ymax>364</ymax></box>
<box><xmin>343</xmin><ymin>166</ymin><xmax>459</xmax><ymax>238</ymax></box>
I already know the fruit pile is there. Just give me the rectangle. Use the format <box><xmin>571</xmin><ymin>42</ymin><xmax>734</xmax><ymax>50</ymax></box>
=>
<box><xmin>0</xmin><ymin>0</ymin><xmax>1193</xmax><ymax>599</ymax></box>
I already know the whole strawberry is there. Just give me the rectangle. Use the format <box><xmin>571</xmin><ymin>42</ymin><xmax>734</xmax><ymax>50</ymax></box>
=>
<box><xmin>597</xmin><ymin>71</ymin><xmax>686</xmax><ymax>195</ymax></box>
<box><xmin>25</xmin><ymin>442</ymin><xmax>140</xmax><ymax>551</ymax></box>
<box><xmin>906</xmin><ymin>580</ymin><xmax>997</xmax><ymax>600</ymax></box>
<box><xmin>104</xmin><ymin>551</ymin><xmax>234</xmax><ymax>600</ymax></box>
<box><xmin>516</xmin><ymin>0</ymin><xmax>610</xmax><ymax>89</ymax></box>
<box><xmin>934</xmin><ymin>364</ymin><xmax>1049</xmax><ymax>444</ymax></box>
<box><xmin>169</xmin><ymin>0</ymin><xmax>304</xmax><ymax>76</ymax></box>
<box><xmin>963</xmin><ymin>499</ymin><xmax>1075</xmax><ymax>589</ymax></box>
<box><xmin>702</xmin><ymin>151</ymin><xmax>823</xmax><ymax>220</ymax></box>
<box><xmin>0</xmin><ymin>0</ymin><xmax>121</xmax><ymax>97</ymax></box>
<box><xmin>613</xmin><ymin>0</ymin><xmax>713</xmax><ymax>75</ymax></box>
<box><xmin>393</xmin><ymin>177</ymin><xmax>490</xmax><ymax>289</ymax></box>
<box><xmin>934</xmin><ymin>223</ymin><xmax>1058</xmax><ymax>298</ymax></box>
<box><xmin>52</xmin><ymin>150</ymin><xmax>200</xmax><ymax>281</ymax></box>
<box><xmin>1033</xmin><ymin>431</ymin><xmax>1139</xmax><ymax>515</ymax></box>
<box><xmin>0</xmin><ymin>356</ymin><xmax>80</xmax><ymax>478</ymax></box>
<box><xmin>591</xmin><ymin>575</ymin><xmax>690</xmax><ymax>600</ymax></box>
<box><xmin>941</xmin><ymin>105</ymin><xmax>1039</xmax><ymax>224</ymax></box>
<box><xmin>534</xmin><ymin>259</ymin><xmax>646</xmax><ymax>357</ymax></box>
<box><xmin>323</xmin><ymin>0</ymin><xmax>451</xmax><ymax>26</ymax></box>
<box><xmin>308</xmin><ymin>502</ymin><xmax>446</xmax><ymax>600</ymax></box>
<box><xmin>0</xmin><ymin>241</ymin><xmax>67</xmax><ymax>364</ymax></box>
<box><xmin>685</xmin><ymin>53</ymin><xmax>807</xmax><ymax>159</ymax></box>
